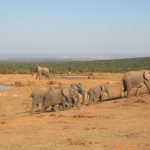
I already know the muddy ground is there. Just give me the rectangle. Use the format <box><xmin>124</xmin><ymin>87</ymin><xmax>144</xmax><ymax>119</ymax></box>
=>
<box><xmin>0</xmin><ymin>73</ymin><xmax>150</xmax><ymax>150</ymax></box>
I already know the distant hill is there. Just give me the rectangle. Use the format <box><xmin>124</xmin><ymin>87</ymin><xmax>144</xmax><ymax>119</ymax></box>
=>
<box><xmin>0</xmin><ymin>53</ymin><xmax>150</xmax><ymax>61</ymax></box>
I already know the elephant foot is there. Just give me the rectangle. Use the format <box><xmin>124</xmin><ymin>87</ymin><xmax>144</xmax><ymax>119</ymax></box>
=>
<box><xmin>31</xmin><ymin>111</ymin><xmax>36</xmax><ymax>114</ymax></box>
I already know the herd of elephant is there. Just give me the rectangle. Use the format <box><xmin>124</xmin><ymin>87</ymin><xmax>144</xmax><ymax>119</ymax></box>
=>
<box><xmin>30</xmin><ymin>67</ymin><xmax>150</xmax><ymax>113</ymax></box>
<box><xmin>30</xmin><ymin>83</ymin><xmax>109</xmax><ymax>113</ymax></box>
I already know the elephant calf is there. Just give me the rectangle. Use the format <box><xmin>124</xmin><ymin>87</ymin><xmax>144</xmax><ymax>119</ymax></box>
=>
<box><xmin>70</xmin><ymin>83</ymin><xmax>86</xmax><ymax>105</ymax></box>
<box><xmin>87</xmin><ymin>85</ymin><xmax>109</xmax><ymax>105</ymax></box>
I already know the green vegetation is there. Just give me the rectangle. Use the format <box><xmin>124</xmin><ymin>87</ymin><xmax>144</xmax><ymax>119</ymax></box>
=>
<box><xmin>0</xmin><ymin>57</ymin><xmax>150</xmax><ymax>74</ymax></box>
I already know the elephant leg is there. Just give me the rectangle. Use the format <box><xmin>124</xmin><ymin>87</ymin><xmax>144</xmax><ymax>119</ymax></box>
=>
<box><xmin>48</xmin><ymin>74</ymin><xmax>50</xmax><ymax>79</ymax></box>
<box><xmin>39</xmin><ymin>73</ymin><xmax>41</xmax><ymax>80</ymax></box>
<box><xmin>31</xmin><ymin>101</ymin><xmax>37</xmax><ymax>112</ymax></box>
<box><xmin>36</xmin><ymin>74</ymin><xmax>39</xmax><ymax>80</ymax></box>
<box><xmin>120</xmin><ymin>89</ymin><xmax>124</xmax><ymax>97</ymax></box>
<box><xmin>74</xmin><ymin>99</ymin><xmax>80</xmax><ymax>108</ymax></box>
<box><xmin>126</xmin><ymin>89</ymin><xmax>131</xmax><ymax>98</ymax></box>
<box><xmin>67</xmin><ymin>98</ymin><xmax>72</xmax><ymax>109</ymax></box>
<box><xmin>61</xmin><ymin>102</ymin><xmax>66</xmax><ymax>111</ymax></box>
<box><xmin>88</xmin><ymin>97</ymin><xmax>92</xmax><ymax>105</ymax></box>
<box><xmin>144</xmin><ymin>81</ymin><xmax>150</xmax><ymax>94</ymax></box>
<box><xmin>41</xmin><ymin>103</ymin><xmax>49</xmax><ymax>112</ymax></box>
<box><xmin>71</xmin><ymin>97</ymin><xmax>80</xmax><ymax>108</ymax></box>
<box><xmin>81</xmin><ymin>94</ymin><xmax>85</xmax><ymax>105</ymax></box>
<box><xmin>58</xmin><ymin>104</ymin><xmax>62</xmax><ymax>110</ymax></box>
<box><xmin>135</xmin><ymin>87</ymin><xmax>139</xmax><ymax>96</ymax></box>
<box><xmin>51</xmin><ymin>105</ymin><xmax>56</xmax><ymax>112</ymax></box>
<box><xmin>41</xmin><ymin>106</ymin><xmax>49</xmax><ymax>112</ymax></box>
<box><xmin>36</xmin><ymin>104</ymin><xmax>41</xmax><ymax>111</ymax></box>
<box><xmin>46</xmin><ymin>74</ymin><xmax>50</xmax><ymax>80</ymax></box>
<box><xmin>45</xmin><ymin>74</ymin><xmax>48</xmax><ymax>80</ymax></box>
<box><xmin>99</xmin><ymin>95</ymin><xmax>103</xmax><ymax>103</ymax></box>
<box><xmin>65</xmin><ymin>102</ymin><xmax>70</xmax><ymax>110</ymax></box>
<box><xmin>120</xmin><ymin>88</ymin><xmax>127</xmax><ymax>98</ymax></box>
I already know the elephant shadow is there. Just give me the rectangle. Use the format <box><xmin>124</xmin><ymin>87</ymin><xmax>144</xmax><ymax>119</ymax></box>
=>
<box><xmin>84</xmin><ymin>96</ymin><xmax>123</xmax><ymax>106</ymax></box>
<box><xmin>104</xmin><ymin>96</ymin><xmax>124</xmax><ymax>102</ymax></box>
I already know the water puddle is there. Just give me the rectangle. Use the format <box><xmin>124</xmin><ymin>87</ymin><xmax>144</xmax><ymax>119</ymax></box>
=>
<box><xmin>0</xmin><ymin>85</ymin><xmax>16</xmax><ymax>90</ymax></box>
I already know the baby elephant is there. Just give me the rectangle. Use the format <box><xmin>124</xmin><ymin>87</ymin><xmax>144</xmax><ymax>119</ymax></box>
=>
<box><xmin>87</xmin><ymin>85</ymin><xmax>109</xmax><ymax>105</ymax></box>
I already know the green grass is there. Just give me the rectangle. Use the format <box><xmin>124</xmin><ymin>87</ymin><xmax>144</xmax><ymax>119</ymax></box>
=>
<box><xmin>0</xmin><ymin>57</ymin><xmax>150</xmax><ymax>74</ymax></box>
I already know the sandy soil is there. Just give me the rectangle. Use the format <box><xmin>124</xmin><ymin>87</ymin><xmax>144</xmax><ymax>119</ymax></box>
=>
<box><xmin>0</xmin><ymin>73</ymin><xmax>150</xmax><ymax>150</ymax></box>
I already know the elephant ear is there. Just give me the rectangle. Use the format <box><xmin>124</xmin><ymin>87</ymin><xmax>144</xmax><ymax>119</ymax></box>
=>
<box><xmin>61</xmin><ymin>88</ymin><xmax>70</xmax><ymax>98</ymax></box>
<box><xmin>143</xmin><ymin>71</ymin><xmax>150</xmax><ymax>81</ymax></box>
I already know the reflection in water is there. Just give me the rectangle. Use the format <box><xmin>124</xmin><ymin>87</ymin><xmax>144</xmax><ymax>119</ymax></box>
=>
<box><xmin>0</xmin><ymin>85</ymin><xmax>16</xmax><ymax>90</ymax></box>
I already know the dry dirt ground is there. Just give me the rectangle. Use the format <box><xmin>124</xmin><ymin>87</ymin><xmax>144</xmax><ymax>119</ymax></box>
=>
<box><xmin>0</xmin><ymin>73</ymin><xmax>150</xmax><ymax>150</ymax></box>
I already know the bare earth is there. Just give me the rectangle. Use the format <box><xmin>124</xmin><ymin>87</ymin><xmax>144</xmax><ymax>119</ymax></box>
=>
<box><xmin>0</xmin><ymin>73</ymin><xmax>150</xmax><ymax>150</ymax></box>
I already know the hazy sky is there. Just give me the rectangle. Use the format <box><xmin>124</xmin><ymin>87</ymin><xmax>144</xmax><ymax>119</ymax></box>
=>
<box><xmin>0</xmin><ymin>0</ymin><xmax>150</xmax><ymax>54</ymax></box>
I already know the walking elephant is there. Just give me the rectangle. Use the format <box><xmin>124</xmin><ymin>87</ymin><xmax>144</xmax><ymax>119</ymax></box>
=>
<box><xmin>121</xmin><ymin>70</ymin><xmax>150</xmax><ymax>97</ymax></box>
<box><xmin>41</xmin><ymin>87</ymin><xmax>81</xmax><ymax>112</ymax></box>
<box><xmin>87</xmin><ymin>85</ymin><xmax>109</xmax><ymax>105</ymax></box>
<box><xmin>70</xmin><ymin>83</ymin><xmax>86</xmax><ymax>105</ymax></box>
<box><xmin>61</xmin><ymin>86</ymin><xmax>81</xmax><ymax>108</ymax></box>
<box><xmin>34</xmin><ymin>66</ymin><xmax>50</xmax><ymax>80</ymax></box>
<box><xmin>30</xmin><ymin>87</ymin><xmax>51</xmax><ymax>112</ymax></box>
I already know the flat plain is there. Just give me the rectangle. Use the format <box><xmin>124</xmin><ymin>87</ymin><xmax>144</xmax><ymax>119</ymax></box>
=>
<box><xmin>0</xmin><ymin>73</ymin><xmax>150</xmax><ymax>150</ymax></box>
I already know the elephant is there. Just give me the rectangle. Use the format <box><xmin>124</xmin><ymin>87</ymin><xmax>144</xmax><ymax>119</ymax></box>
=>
<box><xmin>121</xmin><ymin>70</ymin><xmax>150</xmax><ymax>97</ymax></box>
<box><xmin>70</xmin><ymin>83</ymin><xmax>86</xmax><ymax>105</ymax></box>
<box><xmin>33</xmin><ymin>66</ymin><xmax>50</xmax><ymax>80</ymax></box>
<box><xmin>41</xmin><ymin>87</ymin><xmax>80</xmax><ymax>112</ymax></box>
<box><xmin>61</xmin><ymin>86</ymin><xmax>81</xmax><ymax>108</ymax></box>
<box><xmin>30</xmin><ymin>87</ymin><xmax>51</xmax><ymax>112</ymax></box>
<box><xmin>87</xmin><ymin>85</ymin><xmax>109</xmax><ymax>105</ymax></box>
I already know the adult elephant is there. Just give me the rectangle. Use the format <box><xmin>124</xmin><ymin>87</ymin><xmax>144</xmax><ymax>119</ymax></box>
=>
<box><xmin>121</xmin><ymin>70</ymin><xmax>150</xmax><ymax>97</ymax></box>
<box><xmin>30</xmin><ymin>87</ymin><xmax>51</xmax><ymax>112</ymax></box>
<box><xmin>34</xmin><ymin>66</ymin><xmax>50</xmax><ymax>80</ymax></box>
<box><xmin>87</xmin><ymin>85</ymin><xmax>109</xmax><ymax>105</ymax></box>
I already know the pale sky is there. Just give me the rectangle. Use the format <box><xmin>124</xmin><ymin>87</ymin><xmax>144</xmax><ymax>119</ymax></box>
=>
<box><xmin>0</xmin><ymin>0</ymin><xmax>150</xmax><ymax>54</ymax></box>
